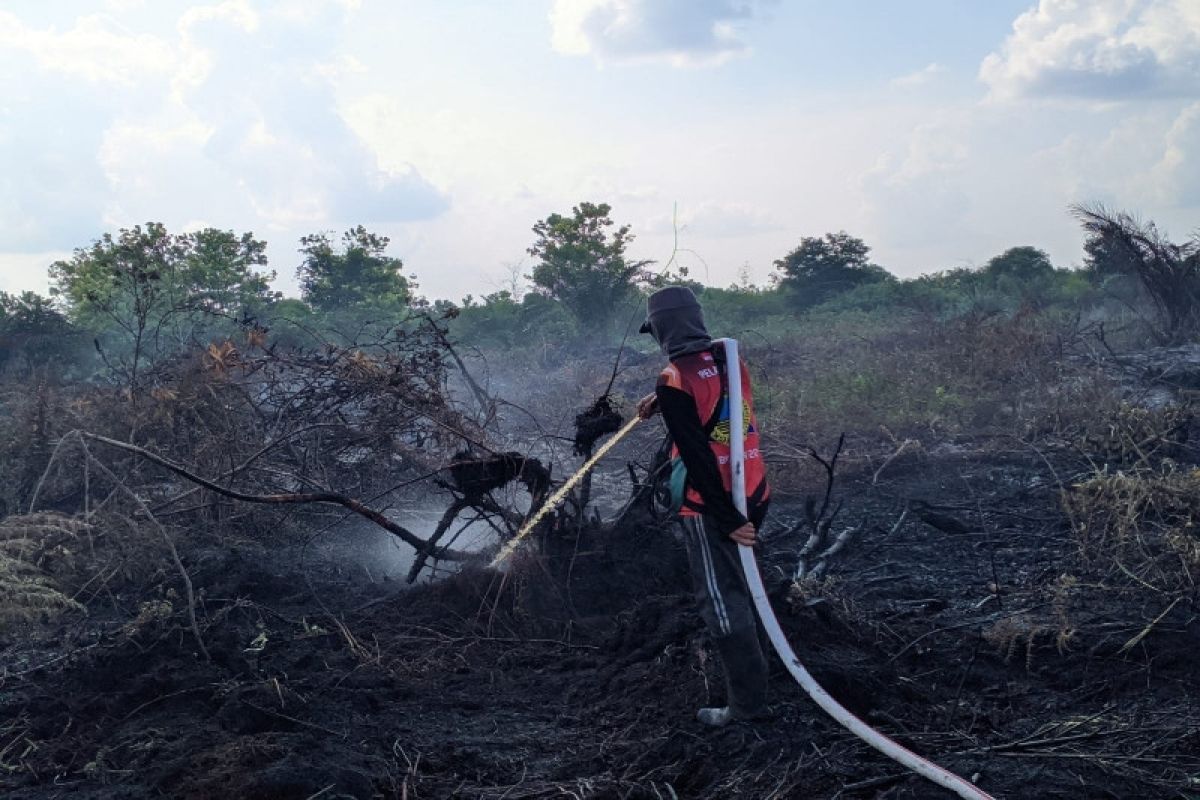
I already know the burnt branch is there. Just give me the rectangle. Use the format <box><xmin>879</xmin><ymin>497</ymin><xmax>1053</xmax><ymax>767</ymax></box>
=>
<box><xmin>407</xmin><ymin>498</ymin><xmax>471</xmax><ymax>583</ymax></box>
<box><xmin>419</xmin><ymin>311</ymin><xmax>495</xmax><ymax>422</ymax></box>
<box><xmin>574</xmin><ymin>395</ymin><xmax>623</xmax><ymax>457</ymax></box>
<box><xmin>448</xmin><ymin>450</ymin><xmax>550</xmax><ymax>505</ymax></box>
<box><xmin>792</xmin><ymin>433</ymin><xmax>856</xmax><ymax>580</ymax></box>
<box><xmin>81</xmin><ymin>432</ymin><xmax>472</xmax><ymax>562</ymax></box>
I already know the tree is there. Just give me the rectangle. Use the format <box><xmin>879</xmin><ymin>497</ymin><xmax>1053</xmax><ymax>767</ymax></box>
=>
<box><xmin>982</xmin><ymin>247</ymin><xmax>1055</xmax><ymax>282</ymax></box>
<box><xmin>1072</xmin><ymin>204</ymin><xmax>1200</xmax><ymax>344</ymax></box>
<box><xmin>49</xmin><ymin>223</ymin><xmax>277</xmax><ymax>391</ymax></box>
<box><xmin>181</xmin><ymin>229</ymin><xmax>276</xmax><ymax>318</ymax></box>
<box><xmin>979</xmin><ymin>246</ymin><xmax>1061</xmax><ymax>308</ymax></box>
<box><xmin>527</xmin><ymin>202</ymin><xmax>651</xmax><ymax>331</ymax></box>
<box><xmin>51</xmin><ymin>223</ymin><xmax>186</xmax><ymax>394</ymax></box>
<box><xmin>297</xmin><ymin>226</ymin><xmax>415</xmax><ymax>314</ymax></box>
<box><xmin>52</xmin><ymin>224</ymin><xmax>276</xmax><ymax>327</ymax></box>
<box><xmin>1079</xmin><ymin>225</ymin><xmax>1144</xmax><ymax>310</ymax></box>
<box><xmin>0</xmin><ymin>291</ymin><xmax>82</xmax><ymax>375</ymax></box>
<box><xmin>773</xmin><ymin>232</ymin><xmax>892</xmax><ymax>307</ymax></box>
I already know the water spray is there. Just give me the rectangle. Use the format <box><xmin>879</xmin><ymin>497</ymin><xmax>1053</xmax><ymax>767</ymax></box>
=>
<box><xmin>722</xmin><ymin>337</ymin><xmax>995</xmax><ymax>800</ymax></box>
<box><xmin>489</xmin><ymin>415</ymin><xmax>641</xmax><ymax>568</ymax></box>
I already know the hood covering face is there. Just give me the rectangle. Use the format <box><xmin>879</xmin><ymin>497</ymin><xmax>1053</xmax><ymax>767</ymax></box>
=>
<box><xmin>642</xmin><ymin>286</ymin><xmax>712</xmax><ymax>360</ymax></box>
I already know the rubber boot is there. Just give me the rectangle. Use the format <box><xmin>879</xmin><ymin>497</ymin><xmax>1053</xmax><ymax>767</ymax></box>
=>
<box><xmin>696</xmin><ymin>706</ymin><xmax>735</xmax><ymax>727</ymax></box>
<box><xmin>699</xmin><ymin>626</ymin><xmax>768</xmax><ymax>726</ymax></box>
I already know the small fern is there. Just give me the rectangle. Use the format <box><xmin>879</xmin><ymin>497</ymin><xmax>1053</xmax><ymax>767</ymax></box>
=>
<box><xmin>0</xmin><ymin>513</ymin><xmax>88</xmax><ymax>631</ymax></box>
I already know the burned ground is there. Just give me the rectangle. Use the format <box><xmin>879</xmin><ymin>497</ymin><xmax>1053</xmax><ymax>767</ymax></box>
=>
<box><xmin>3</xmin><ymin>434</ymin><xmax>1198</xmax><ymax>799</ymax></box>
<box><xmin>3</xmin><ymin>310</ymin><xmax>1200</xmax><ymax>799</ymax></box>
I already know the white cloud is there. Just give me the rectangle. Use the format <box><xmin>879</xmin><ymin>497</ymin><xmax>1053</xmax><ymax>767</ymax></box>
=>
<box><xmin>1153</xmin><ymin>101</ymin><xmax>1200</xmax><ymax>206</ymax></box>
<box><xmin>0</xmin><ymin>12</ymin><xmax>130</xmax><ymax>251</ymax></box>
<box><xmin>0</xmin><ymin>11</ymin><xmax>176</xmax><ymax>87</ymax></box>
<box><xmin>0</xmin><ymin>1</ymin><xmax>448</xmax><ymax>255</ymax></box>
<box><xmin>105</xmin><ymin>0</ymin><xmax>149</xmax><ymax>13</ymax></box>
<box><xmin>859</xmin><ymin>116</ymin><xmax>974</xmax><ymax>251</ymax></box>
<box><xmin>981</xmin><ymin>0</ymin><xmax>1200</xmax><ymax>100</ymax></box>
<box><xmin>171</xmin><ymin>1</ymin><xmax>448</xmax><ymax>226</ymax></box>
<box><xmin>550</xmin><ymin>0</ymin><xmax>765</xmax><ymax>67</ymax></box>
<box><xmin>577</xmin><ymin>176</ymin><xmax>660</xmax><ymax>204</ymax></box>
<box><xmin>891</xmin><ymin>62</ymin><xmax>945</xmax><ymax>88</ymax></box>
<box><xmin>178</xmin><ymin>1</ymin><xmax>259</xmax><ymax>37</ymax></box>
<box><xmin>856</xmin><ymin>95</ymin><xmax>1200</xmax><ymax>275</ymax></box>
<box><xmin>0</xmin><ymin>253</ymin><xmax>58</xmax><ymax>295</ymax></box>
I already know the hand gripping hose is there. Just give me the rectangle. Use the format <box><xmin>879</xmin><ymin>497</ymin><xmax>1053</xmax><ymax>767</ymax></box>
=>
<box><xmin>722</xmin><ymin>338</ymin><xmax>995</xmax><ymax>800</ymax></box>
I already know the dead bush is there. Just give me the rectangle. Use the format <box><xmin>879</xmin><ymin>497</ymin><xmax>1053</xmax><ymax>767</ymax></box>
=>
<box><xmin>982</xmin><ymin>574</ymin><xmax>1078</xmax><ymax>670</ymax></box>
<box><xmin>1063</xmin><ymin>465</ymin><xmax>1200</xmax><ymax>593</ymax></box>
<box><xmin>1071</xmin><ymin>402</ymin><xmax>1192</xmax><ymax>468</ymax></box>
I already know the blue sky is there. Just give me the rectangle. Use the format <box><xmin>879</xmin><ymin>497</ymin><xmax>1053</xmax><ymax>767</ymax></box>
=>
<box><xmin>2</xmin><ymin>0</ymin><xmax>1198</xmax><ymax>301</ymax></box>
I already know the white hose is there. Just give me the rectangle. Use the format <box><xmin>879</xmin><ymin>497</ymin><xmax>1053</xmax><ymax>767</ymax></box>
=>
<box><xmin>721</xmin><ymin>338</ymin><xmax>995</xmax><ymax>800</ymax></box>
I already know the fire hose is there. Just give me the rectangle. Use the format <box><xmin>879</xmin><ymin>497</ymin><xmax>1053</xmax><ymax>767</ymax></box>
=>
<box><xmin>492</xmin><ymin>340</ymin><xmax>995</xmax><ymax>798</ymax></box>
<box><xmin>722</xmin><ymin>337</ymin><xmax>994</xmax><ymax>800</ymax></box>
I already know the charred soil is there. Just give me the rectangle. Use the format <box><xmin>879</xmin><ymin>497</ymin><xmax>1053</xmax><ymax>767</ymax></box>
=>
<box><xmin>2</xmin><ymin>445</ymin><xmax>1199</xmax><ymax>799</ymax></box>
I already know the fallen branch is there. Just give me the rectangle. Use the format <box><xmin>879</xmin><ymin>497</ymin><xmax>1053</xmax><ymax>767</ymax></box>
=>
<box><xmin>420</xmin><ymin>311</ymin><xmax>495</xmax><ymax>420</ymax></box>
<box><xmin>792</xmin><ymin>434</ymin><xmax>848</xmax><ymax>580</ymax></box>
<box><xmin>80</xmin><ymin>432</ymin><xmax>471</xmax><ymax>562</ymax></box>
<box><xmin>803</xmin><ymin>519</ymin><xmax>867</xmax><ymax>580</ymax></box>
<box><xmin>407</xmin><ymin>498</ymin><xmax>470</xmax><ymax>583</ymax></box>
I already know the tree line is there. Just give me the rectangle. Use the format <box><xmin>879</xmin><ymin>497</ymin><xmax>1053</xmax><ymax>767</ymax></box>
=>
<box><xmin>2</xmin><ymin>201</ymin><xmax>1197</xmax><ymax>379</ymax></box>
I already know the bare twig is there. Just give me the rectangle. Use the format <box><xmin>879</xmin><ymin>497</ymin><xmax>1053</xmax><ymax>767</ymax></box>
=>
<box><xmin>1118</xmin><ymin>597</ymin><xmax>1183</xmax><ymax>655</ymax></box>
<box><xmin>794</xmin><ymin>434</ymin><xmax>849</xmax><ymax>579</ymax></box>
<box><xmin>71</xmin><ymin>433</ymin><xmax>210</xmax><ymax>661</ymax></box>
<box><xmin>873</xmin><ymin>437</ymin><xmax>917</xmax><ymax>485</ymax></box>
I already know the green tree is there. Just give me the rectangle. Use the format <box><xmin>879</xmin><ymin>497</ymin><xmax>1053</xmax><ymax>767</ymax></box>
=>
<box><xmin>49</xmin><ymin>223</ymin><xmax>277</xmax><ymax>390</ymax></box>
<box><xmin>445</xmin><ymin>290</ymin><xmax>580</xmax><ymax>350</ymax></box>
<box><xmin>527</xmin><ymin>202</ymin><xmax>650</xmax><ymax>331</ymax></box>
<box><xmin>297</xmin><ymin>226</ymin><xmax>415</xmax><ymax>314</ymax></box>
<box><xmin>1079</xmin><ymin>225</ymin><xmax>1143</xmax><ymax>310</ymax></box>
<box><xmin>1082</xmin><ymin>230</ymin><xmax>1127</xmax><ymax>280</ymax></box>
<box><xmin>0</xmin><ymin>291</ymin><xmax>82</xmax><ymax>375</ymax></box>
<box><xmin>773</xmin><ymin>231</ymin><xmax>892</xmax><ymax>307</ymax></box>
<box><xmin>51</xmin><ymin>223</ymin><xmax>184</xmax><ymax>393</ymax></box>
<box><xmin>979</xmin><ymin>246</ymin><xmax>1059</xmax><ymax>308</ymax></box>
<box><xmin>51</xmin><ymin>224</ymin><xmax>276</xmax><ymax>326</ymax></box>
<box><xmin>982</xmin><ymin>246</ymin><xmax>1055</xmax><ymax>282</ymax></box>
<box><xmin>182</xmin><ymin>229</ymin><xmax>276</xmax><ymax>318</ymax></box>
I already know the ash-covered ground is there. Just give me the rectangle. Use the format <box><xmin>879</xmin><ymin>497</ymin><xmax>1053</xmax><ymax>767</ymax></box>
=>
<box><xmin>3</xmin><ymin>435</ymin><xmax>1198</xmax><ymax>799</ymax></box>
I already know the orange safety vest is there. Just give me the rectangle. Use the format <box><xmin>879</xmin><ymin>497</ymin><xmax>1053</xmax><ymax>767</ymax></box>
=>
<box><xmin>658</xmin><ymin>344</ymin><xmax>770</xmax><ymax>517</ymax></box>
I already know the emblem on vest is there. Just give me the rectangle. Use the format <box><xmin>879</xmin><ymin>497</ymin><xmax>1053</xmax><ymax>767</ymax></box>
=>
<box><xmin>710</xmin><ymin>398</ymin><xmax>754</xmax><ymax>445</ymax></box>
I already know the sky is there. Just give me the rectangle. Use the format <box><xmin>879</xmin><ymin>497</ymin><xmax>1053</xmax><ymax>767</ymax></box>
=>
<box><xmin>1</xmin><ymin>0</ymin><xmax>1198</xmax><ymax>302</ymax></box>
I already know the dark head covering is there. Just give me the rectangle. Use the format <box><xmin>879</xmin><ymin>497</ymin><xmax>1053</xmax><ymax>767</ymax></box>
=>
<box><xmin>641</xmin><ymin>286</ymin><xmax>712</xmax><ymax>359</ymax></box>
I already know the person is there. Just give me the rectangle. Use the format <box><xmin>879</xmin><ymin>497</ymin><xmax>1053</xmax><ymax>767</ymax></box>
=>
<box><xmin>636</xmin><ymin>285</ymin><xmax>771</xmax><ymax>727</ymax></box>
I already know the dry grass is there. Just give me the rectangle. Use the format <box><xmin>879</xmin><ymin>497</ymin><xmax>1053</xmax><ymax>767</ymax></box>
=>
<box><xmin>982</xmin><ymin>575</ymin><xmax>1079</xmax><ymax>670</ymax></box>
<box><xmin>1064</xmin><ymin>465</ymin><xmax>1200</xmax><ymax>590</ymax></box>
<box><xmin>1071</xmin><ymin>403</ymin><xmax>1193</xmax><ymax>467</ymax></box>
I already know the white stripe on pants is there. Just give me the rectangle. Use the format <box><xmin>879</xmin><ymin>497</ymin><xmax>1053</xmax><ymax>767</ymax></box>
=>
<box><xmin>687</xmin><ymin>515</ymin><xmax>731</xmax><ymax>635</ymax></box>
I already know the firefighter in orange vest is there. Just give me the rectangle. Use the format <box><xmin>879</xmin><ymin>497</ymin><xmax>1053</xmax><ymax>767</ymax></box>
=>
<box><xmin>637</xmin><ymin>286</ymin><xmax>771</xmax><ymax>727</ymax></box>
